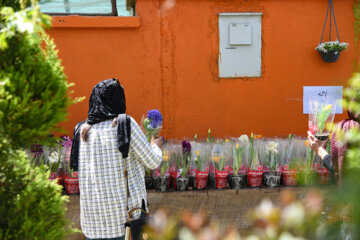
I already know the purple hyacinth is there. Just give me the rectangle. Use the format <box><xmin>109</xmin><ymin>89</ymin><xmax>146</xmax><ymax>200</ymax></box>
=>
<box><xmin>147</xmin><ymin>109</ymin><xmax>163</xmax><ymax>129</ymax></box>
<box><xmin>182</xmin><ymin>140</ymin><xmax>191</xmax><ymax>156</ymax></box>
<box><xmin>60</xmin><ymin>135</ymin><xmax>72</xmax><ymax>148</ymax></box>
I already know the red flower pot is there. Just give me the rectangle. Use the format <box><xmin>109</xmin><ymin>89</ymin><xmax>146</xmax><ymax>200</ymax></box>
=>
<box><xmin>247</xmin><ymin>170</ymin><xmax>263</xmax><ymax>187</ymax></box>
<box><xmin>195</xmin><ymin>170</ymin><xmax>208</xmax><ymax>190</ymax></box>
<box><xmin>282</xmin><ymin>169</ymin><xmax>297</xmax><ymax>186</ymax></box>
<box><xmin>49</xmin><ymin>172</ymin><xmax>61</xmax><ymax>185</ymax></box>
<box><xmin>215</xmin><ymin>169</ymin><xmax>228</xmax><ymax>189</ymax></box>
<box><xmin>317</xmin><ymin>168</ymin><xmax>330</xmax><ymax>185</ymax></box>
<box><xmin>64</xmin><ymin>172</ymin><xmax>79</xmax><ymax>194</ymax></box>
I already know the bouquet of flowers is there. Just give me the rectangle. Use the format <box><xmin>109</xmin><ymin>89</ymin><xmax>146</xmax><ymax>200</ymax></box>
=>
<box><xmin>143</xmin><ymin>109</ymin><xmax>163</xmax><ymax>142</ymax></box>
<box><xmin>309</xmin><ymin>98</ymin><xmax>336</xmax><ymax>140</ymax></box>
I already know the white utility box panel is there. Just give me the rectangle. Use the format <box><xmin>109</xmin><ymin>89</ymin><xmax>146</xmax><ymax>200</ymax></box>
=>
<box><xmin>229</xmin><ymin>23</ymin><xmax>252</xmax><ymax>45</ymax></box>
<box><xmin>219</xmin><ymin>13</ymin><xmax>262</xmax><ymax>78</ymax></box>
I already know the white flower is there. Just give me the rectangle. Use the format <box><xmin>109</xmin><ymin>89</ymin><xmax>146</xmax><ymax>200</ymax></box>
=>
<box><xmin>281</xmin><ymin>202</ymin><xmax>305</xmax><ymax>227</ymax></box>
<box><xmin>12</xmin><ymin>12</ymin><xmax>34</xmax><ymax>33</ymax></box>
<box><xmin>255</xmin><ymin>199</ymin><xmax>274</xmax><ymax>219</ymax></box>
<box><xmin>48</xmin><ymin>151</ymin><xmax>59</xmax><ymax>166</ymax></box>
<box><xmin>265</xmin><ymin>141</ymin><xmax>278</xmax><ymax>154</ymax></box>
<box><xmin>279</xmin><ymin>232</ymin><xmax>306</xmax><ymax>240</ymax></box>
<box><xmin>238</xmin><ymin>134</ymin><xmax>249</xmax><ymax>144</ymax></box>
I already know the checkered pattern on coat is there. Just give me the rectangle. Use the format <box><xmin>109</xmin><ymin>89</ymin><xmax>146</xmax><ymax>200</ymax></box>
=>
<box><xmin>78</xmin><ymin>117</ymin><xmax>162</xmax><ymax>239</ymax></box>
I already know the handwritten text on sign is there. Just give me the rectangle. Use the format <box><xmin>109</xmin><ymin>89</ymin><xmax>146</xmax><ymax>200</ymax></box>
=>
<box><xmin>303</xmin><ymin>86</ymin><xmax>343</xmax><ymax>114</ymax></box>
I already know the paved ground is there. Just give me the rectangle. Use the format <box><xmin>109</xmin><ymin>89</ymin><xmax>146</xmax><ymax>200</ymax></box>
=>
<box><xmin>66</xmin><ymin>187</ymin><xmax>311</xmax><ymax>240</ymax></box>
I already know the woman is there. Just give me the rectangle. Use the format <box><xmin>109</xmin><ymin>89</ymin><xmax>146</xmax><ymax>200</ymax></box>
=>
<box><xmin>70</xmin><ymin>78</ymin><xmax>162</xmax><ymax>240</ymax></box>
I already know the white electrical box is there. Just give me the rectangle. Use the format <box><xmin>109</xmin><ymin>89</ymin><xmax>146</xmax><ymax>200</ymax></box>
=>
<box><xmin>229</xmin><ymin>23</ymin><xmax>252</xmax><ymax>45</ymax></box>
<box><xmin>219</xmin><ymin>13</ymin><xmax>262</xmax><ymax>78</ymax></box>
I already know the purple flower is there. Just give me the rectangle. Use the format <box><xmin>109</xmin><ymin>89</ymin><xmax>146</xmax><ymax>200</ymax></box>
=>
<box><xmin>60</xmin><ymin>135</ymin><xmax>72</xmax><ymax>148</ymax></box>
<box><xmin>147</xmin><ymin>109</ymin><xmax>163</xmax><ymax>129</ymax></box>
<box><xmin>182</xmin><ymin>140</ymin><xmax>191</xmax><ymax>156</ymax></box>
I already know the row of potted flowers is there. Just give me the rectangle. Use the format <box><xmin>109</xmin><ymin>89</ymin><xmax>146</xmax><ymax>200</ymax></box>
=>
<box><xmin>147</xmin><ymin>132</ymin><xmax>331</xmax><ymax>192</ymax></box>
<box><xmin>28</xmin><ymin>136</ymin><xmax>79</xmax><ymax>195</ymax></box>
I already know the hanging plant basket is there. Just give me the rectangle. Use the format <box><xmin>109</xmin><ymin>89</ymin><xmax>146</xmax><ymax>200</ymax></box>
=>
<box><xmin>316</xmin><ymin>0</ymin><xmax>349</xmax><ymax>63</ymax></box>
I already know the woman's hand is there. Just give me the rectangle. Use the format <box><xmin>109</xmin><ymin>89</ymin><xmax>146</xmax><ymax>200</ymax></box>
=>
<box><xmin>151</xmin><ymin>136</ymin><xmax>163</xmax><ymax>149</ymax></box>
<box><xmin>307</xmin><ymin>131</ymin><xmax>329</xmax><ymax>160</ymax></box>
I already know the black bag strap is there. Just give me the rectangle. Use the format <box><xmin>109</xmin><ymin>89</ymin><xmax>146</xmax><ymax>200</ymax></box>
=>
<box><xmin>123</xmin><ymin>116</ymin><xmax>148</xmax><ymax>220</ymax></box>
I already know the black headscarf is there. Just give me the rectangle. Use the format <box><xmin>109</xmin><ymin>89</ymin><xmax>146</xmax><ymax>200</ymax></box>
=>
<box><xmin>70</xmin><ymin>78</ymin><xmax>131</xmax><ymax>171</ymax></box>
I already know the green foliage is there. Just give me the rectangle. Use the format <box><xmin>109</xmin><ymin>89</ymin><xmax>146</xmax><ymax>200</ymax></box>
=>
<box><xmin>0</xmin><ymin>6</ymin><xmax>79</xmax><ymax>149</ymax></box>
<box><xmin>175</xmin><ymin>152</ymin><xmax>190</xmax><ymax>178</ymax></box>
<box><xmin>0</xmin><ymin>2</ymin><xmax>80</xmax><ymax>239</ymax></box>
<box><xmin>0</xmin><ymin>146</ymin><xmax>78</xmax><ymax>240</ymax></box>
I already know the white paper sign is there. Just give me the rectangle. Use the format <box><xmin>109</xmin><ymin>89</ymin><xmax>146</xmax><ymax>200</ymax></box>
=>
<box><xmin>303</xmin><ymin>86</ymin><xmax>343</xmax><ymax>114</ymax></box>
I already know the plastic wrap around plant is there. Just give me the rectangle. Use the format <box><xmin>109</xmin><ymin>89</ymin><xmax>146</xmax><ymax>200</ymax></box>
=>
<box><xmin>309</xmin><ymin>97</ymin><xmax>337</xmax><ymax>140</ymax></box>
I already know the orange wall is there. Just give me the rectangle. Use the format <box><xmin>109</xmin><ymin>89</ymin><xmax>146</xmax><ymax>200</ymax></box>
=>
<box><xmin>50</xmin><ymin>0</ymin><xmax>357</xmax><ymax>139</ymax></box>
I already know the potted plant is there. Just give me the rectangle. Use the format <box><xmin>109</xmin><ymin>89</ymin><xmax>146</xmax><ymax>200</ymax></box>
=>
<box><xmin>154</xmin><ymin>150</ymin><xmax>170</xmax><ymax>192</ymax></box>
<box><xmin>144</xmin><ymin>168</ymin><xmax>154</xmax><ymax>190</ymax></box>
<box><xmin>175</xmin><ymin>140</ymin><xmax>191</xmax><ymax>191</ymax></box>
<box><xmin>247</xmin><ymin>133</ymin><xmax>263</xmax><ymax>188</ymax></box>
<box><xmin>61</xmin><ymin>137</ymin><xmax>80</xmax><ymax>195</ymax></box>
<box><xmin>46</xmin><ymin>148</ymin><xmax>62</xmax><ymax>185</ymax></box>
<box><xmin>229</xmin><ymin>136</ymin><xmax>248</xmax><ymax>189</ymax></box>
<box><xmin>281</xmin><ymin>135</ymin><xmax>298</xmax><ymax>187</ymax></box>
<box><xmin>212</xmin><ymin>141</ymin><xmax>228</xmax><ymax>189</ymax></box>
<box><xmin>190</xmin><ymin>144</ymin><xmax>208</xmax><ymax>190</ymax></box>
<box><xmin>315</xmin><ymin>40</ymin><xmax>349</xmax><ymax>63</ymax></box>
<box><xmin>262</xmin><ymin>140</ymin><xmax>281</xmax><ymax>188</ymax></box>
<box><xmin>297</xmin><ymin>141</ymin><xmax>316</xmax><ymax>186</ymax></box>
<box><xmin>309</xmin><ymin>98</ymin><xmax>336</xmax><ymax>140</ymax></box>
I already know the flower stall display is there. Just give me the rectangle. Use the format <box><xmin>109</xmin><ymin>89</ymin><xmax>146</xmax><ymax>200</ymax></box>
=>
<box><xmin>62</xmin><ymin>136</ymin><xmax>79</xmax><ymax>195</ymax></box>
<box><xmin>309</xmin><ymin>98</ymin><xmax>336</xmax><ymax>140</ymax></box>
<box><xmin>247</xmin><ymin>134</ymin><xmax>263</xmax><ymax>188</ymax></box>
<box><xmin>212</xmin><ymin>141</ymin><xmax>229</xmax><ymax>189</ymax></box>
<box><xmin>143</xmin><ymin>109</ymin><xmax>163</xmax><ymax>142</ymax></box>
<box><xmin>190</xmin><ymin>143</ymin><xmax>209</xmax><ymax>190</ymax></box>
<box><xmin>262</xmin><ymin>140</ymin><xmax>281</xmax><ymax>188</ymax></box>
<box><xmin>229</xmin><ymin>135</ymin><xmax>248</xmax><ymax>189</ymax></box>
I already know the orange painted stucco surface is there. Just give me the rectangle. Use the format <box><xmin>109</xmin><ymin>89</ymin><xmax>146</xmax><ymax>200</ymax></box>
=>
<box><xmin>49</xmin><ymin>0</ymin><xmax>358</xmax><ymax>139</ymax></box>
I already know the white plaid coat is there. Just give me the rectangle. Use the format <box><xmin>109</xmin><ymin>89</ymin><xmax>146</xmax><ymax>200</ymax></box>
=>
<box><xmin>78</xmin><ymin>117</ymin><xmax>162</xmax><ymax>239</ymax></box>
